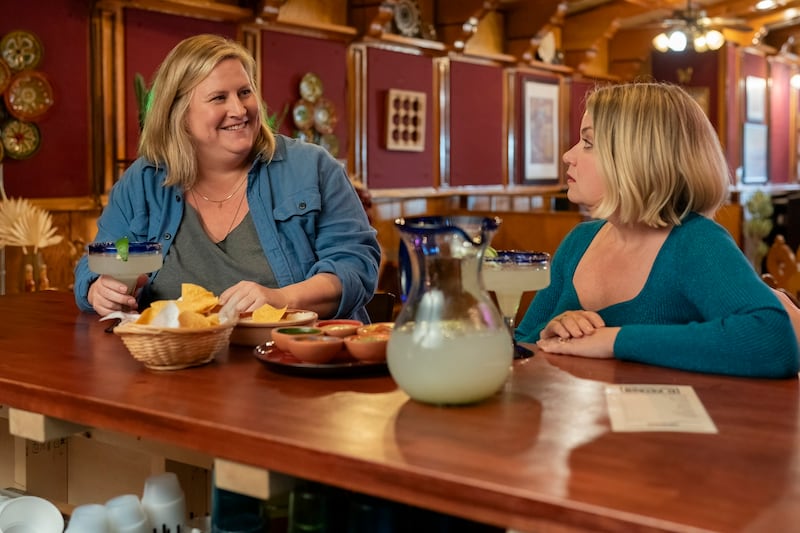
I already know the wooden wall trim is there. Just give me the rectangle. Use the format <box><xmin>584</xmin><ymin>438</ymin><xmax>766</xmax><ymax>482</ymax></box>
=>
<box><xmin>244</xmin><ymin>19</ymin><xmax>357</xmax><ymax>42</ymax></box>
<box><xmin>29</xmin><ymin>197</ymin><xmax>103</xmax><ymax>213</ymax></box>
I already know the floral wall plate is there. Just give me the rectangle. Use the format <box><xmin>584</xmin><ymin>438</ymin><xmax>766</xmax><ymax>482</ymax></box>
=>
<box><xmin>292</xmin><ymin>99</ymin><xmax>314</xmax><ymax>130</ymax></box>
<box><xmin>394</xmin><ymin>0</ymin><xmax>422</xmax><ymax>37</ymax></box>
<box><xmin>5</xmin><ymin>70</ymin><xmax>54</xmax><ymax>122</ymax></box>
<box><xmin>0</xmin><ymin>59</ymin><xmax>11</xmax><ymax>94</ymax></box>
<box><xmin>299</xmin><ymin>72</ymin><xmax>323</xmax><ymax>104</ymax></box>
<box><xmin>0</xmin><ymin>30</ymin><xmax>44</xmax><ymax>72</ymax></box>
<box><xmin>1</xmin><ymin>119</ymin><xmax>41</xmax><ymax>160</ymax></box>
<box><xmin>293</xmin><ymin>128</ymin><xmax>316</xmax><ymax>143</ymax></box>
<box><xmin>313</xmin><ymin>97</ymin><xmax>337</xmax><ymax>135</ymax></box>
<box><xmin>319</xmin><ymin>133</ymin><xmax>339</xmax><ymax>157</ymax></box>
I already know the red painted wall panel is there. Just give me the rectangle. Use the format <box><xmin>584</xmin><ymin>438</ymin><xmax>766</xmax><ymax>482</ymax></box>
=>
<box><xmin>569</xmin><ymin>79</ymin><xmax>594</xmax><ymax>146</ymax></box>
<box><xmin>365</xmin><ymin>47</ymin><xmax>433</xmax><ymax>189</ymax></box>
<box><xmin>260</xmin><ymin>30</ymin><xmax>348</xmax><ymax>157</ymax></box>
<box><xmin>769</xmin><ymin>60</ymin><xmax>791</xmax><ymax>183</ymax></box>
<box><xmin>448</xmin><ymin>60</ymin><xmax>503</xmax><ymax>187</ymax></box>
<box><xmin>0</xmin><ymin>0</ymin><xmax>90</xmax><ymax>198</ymax></box>
<box><xmin>123</xmin><ymin>9</ymin><xmax>236</xmax><ymax>161</ymax></box>
<box><xmin>651</xmin><ymin>48</ymin><xmax>720</xmax><ymax>128</ymax></box>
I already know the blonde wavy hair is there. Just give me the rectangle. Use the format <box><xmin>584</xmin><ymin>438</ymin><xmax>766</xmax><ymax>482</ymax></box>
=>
<box><xmin>138</xmin><ymin>34</ymin><xmax>276</xmax><ymax>189</ymax></box>
<box><xmin>586</xmin><ymin>82</ymin><xmax>730</xmax><ymax>227</ymax></box>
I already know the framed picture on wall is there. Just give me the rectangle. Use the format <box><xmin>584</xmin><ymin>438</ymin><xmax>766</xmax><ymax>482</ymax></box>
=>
<box><xmin>745</xmin><ymin>76</ymin><xmax>767</xmax><ymax>123</ymax></box>
<box><xmin>523</xmin><ymin>79</ymin><xmax>559</xmax><ymax>183</ymax></box>
<box><xmin>743</xmin><ymin>122</ymin><xmax>768</xmax><ymax>184</ymax></box>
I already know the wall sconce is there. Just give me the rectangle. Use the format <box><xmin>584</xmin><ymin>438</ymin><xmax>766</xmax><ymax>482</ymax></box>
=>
<box><xmin>653</xmin><ymin>28</ymin><xmax>725</xmax><ymax>53</ymax></box>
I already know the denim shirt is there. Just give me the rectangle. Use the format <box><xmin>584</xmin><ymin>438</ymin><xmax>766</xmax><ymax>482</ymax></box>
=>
<box><xmin>74</xmin><ymin>135</ymin><xmax>381</xmax><ymax>320</ymax></box>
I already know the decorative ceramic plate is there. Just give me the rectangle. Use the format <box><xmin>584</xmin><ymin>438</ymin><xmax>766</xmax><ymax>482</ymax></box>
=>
<box><xmin>313</xmin><ymin>97</ymin><xmax>337</xmax><ymax>135</ymax></box>
<box><xmin>0</xmin><ymin>59</ymin><xmax>11</xmax><ymax>94</ymax></box>
<box><xmin>0</xmin><ymin>30</ymin><xmax>44</xmax><ymax>72</ymax></box>
<box><xmin>254</xmin><ymin>341</ymin><xmax>388</xmax><ymax>377</ymax></box>
<box><xmin>394</xmin><ymin>0</ymin><xmax>421</xmax><ymax>37</ymax></box>
<box><xmin>318</xmin><ymin>133</ymin><xmax>339</xmax><ymax>157</ymax></box>
<box><xmin>5</xmin><ymin>70</ymin><xmax>54</xmax><ymax>122</ymax></box>
<box><xmin>537</xmin><ymin>31</ymin><xmax>556</xmax><ymax>64</ymax></box>
<box><xmin>292</xmin><ymin>99</ymin><xmax>314</xmax><ymax>130</ymax></box>
<box><xmin>1</xmin><ymin>119</ymin><xmax>40</xmax><ymax>160</ymax></box>
<box><xmin>293</xmin><ymin>128</ymin><xmax>316</xmax><ymax>143</ymax></box>
<box><xmin>299</xmin><ymin>72</ymin><xmax>323</xmax><ymax>104</ymax></box>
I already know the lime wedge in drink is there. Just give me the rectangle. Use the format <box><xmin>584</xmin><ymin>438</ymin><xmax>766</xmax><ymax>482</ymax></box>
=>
<box><xmin>115</xmin><ymin>236</ymin><xmax>130</xmax><ymax>262</ymax></box>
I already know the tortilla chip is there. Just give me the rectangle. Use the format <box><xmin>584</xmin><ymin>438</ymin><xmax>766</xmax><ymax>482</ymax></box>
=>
<box><xmin>136</xmin><ymin>307</ymin><xmax>158</xmax><ymax>325</ymax></box>
<box><xmin>252</xmin><ymin>303</ymin><xmax>288</xmax><ymax>323</ymax></box>
<box><xmin>178</xmin><ymin>283</ymin><xmax>219</xmax><ymax>314</ymax></box>
<box><xmin>177</xmin><ymin>310</ymin><xmax>213</xmax><ymax>328</ymax></box>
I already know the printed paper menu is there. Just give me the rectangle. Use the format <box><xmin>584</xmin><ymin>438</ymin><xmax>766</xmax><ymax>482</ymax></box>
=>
<box><xmin>605</xmin><ymin>384</ymin><xmax>718</xmax><ymax>433</ymax></box>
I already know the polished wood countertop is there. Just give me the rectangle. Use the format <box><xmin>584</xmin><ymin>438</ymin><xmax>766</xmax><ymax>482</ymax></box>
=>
<box><xmin>1</xmin><ymin>291</ymin><xmax>798</xmax><ymax>532</ymax></box>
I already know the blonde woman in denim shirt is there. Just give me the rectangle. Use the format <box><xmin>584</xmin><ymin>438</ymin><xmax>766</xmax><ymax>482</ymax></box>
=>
<box><xmin>74</xmin><ymin>34</ymin><xmax>380</xmax><ymax>321</ymax></box>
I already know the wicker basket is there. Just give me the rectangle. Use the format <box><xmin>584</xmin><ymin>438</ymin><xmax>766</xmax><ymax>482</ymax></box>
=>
<box><xmin>114</xmin><ymin>321</ymin><xmax>235</xmax><ymax>370</ymax></box>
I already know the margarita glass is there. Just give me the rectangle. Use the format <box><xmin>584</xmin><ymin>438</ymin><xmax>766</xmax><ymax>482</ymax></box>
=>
<box><xmin>482</xmin><ymin>250</ymin><xmax>550</xmax><ymax>358</ymax></box>
<box><xmin>88</xmin><ymin>241</ymin><xmax>163</xmax><ymax>296</ymax></box>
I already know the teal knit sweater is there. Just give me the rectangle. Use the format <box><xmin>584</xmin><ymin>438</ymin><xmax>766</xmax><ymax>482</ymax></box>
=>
<box><xmin>515</xmin><ymin>213</ymin><xmax>800</xmax><ymax>378</ymax></box>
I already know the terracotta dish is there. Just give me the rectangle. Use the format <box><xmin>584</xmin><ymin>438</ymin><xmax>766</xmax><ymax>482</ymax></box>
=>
<box><xmin>286</xmin><ymin>335</ymin><xmax>344</xmax><ymax>364</ymax></box>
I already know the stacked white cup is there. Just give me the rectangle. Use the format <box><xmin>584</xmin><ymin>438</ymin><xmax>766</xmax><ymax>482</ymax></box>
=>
<box><xmin>141</xmin><ymin>472</ymin><xmax>187</xmax><ymax>532</ymax></box>
<box><xmin>105</xmin><ymin>494</ymin><xmax>152</xmax><ymax>533</ymax></box>
<box><xmin>65</xmin><ymin>503</ymin><xmax>109</xmax><ymax>532</ymax></box>
<box><xmin>0</xmin><ymin>495</ymin><xmax>63</xmax><ymax>533</ymax></box>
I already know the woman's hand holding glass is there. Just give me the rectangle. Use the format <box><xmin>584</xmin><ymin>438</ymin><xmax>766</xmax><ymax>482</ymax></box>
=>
<box><xmin>88</xmin><ymin>274</ymin><xmax>148</xmax><ymax>316</ymax></box>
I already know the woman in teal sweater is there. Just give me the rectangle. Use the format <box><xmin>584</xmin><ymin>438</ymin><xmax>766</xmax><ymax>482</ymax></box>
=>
<box><xmin>515</xmin><ymin>82</ymin><xmax>799</xmax><ymax>378</ymax></box>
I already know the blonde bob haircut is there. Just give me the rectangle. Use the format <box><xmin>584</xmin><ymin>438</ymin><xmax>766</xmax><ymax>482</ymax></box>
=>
<box><xmin>586</xmin><ymin>82</ymin><xmax>730</xmax><ymax>227</ymax></box>
<box><xmin>138</xmin><ymin>34</ymin><xmax>275</xmax><ymax>189</ymax></box>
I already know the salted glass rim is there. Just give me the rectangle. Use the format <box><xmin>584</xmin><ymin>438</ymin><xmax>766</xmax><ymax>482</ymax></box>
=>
<box><xmin>88</xmin><ymin>241</ymin><xmax>162</xmax><ymax>254</ymax></box>
<box><xmin>485</xmin><ymin>250</ymin><xmax>550</xmax><ymax>264</ymax></box>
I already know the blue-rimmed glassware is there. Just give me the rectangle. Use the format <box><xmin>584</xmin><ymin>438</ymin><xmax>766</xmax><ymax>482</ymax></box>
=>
<box><xmin>87</xmin><ymin>241</ymin><xmax>162</xmax><ymax>296</ymax></box>
<box><xmin>388</xmin><ymin>215</ymin><xmax>513</xmax><ymax>405</ymax></box>
<box><xmin>483</xmin><ymin>250</ymin><xmax>550</xmax><ymax>359</ymax></box>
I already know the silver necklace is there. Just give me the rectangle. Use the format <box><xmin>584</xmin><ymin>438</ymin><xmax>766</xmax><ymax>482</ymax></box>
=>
<box><xmin>193</xmin><ymin>175</ymin><xmax>247</xmax><ymax>209</ymax></box>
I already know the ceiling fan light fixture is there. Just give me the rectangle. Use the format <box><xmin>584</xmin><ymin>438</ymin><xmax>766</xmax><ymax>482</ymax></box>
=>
<box><xmin>669</xmin><ymin>30</ymin><xmax>688</xmax><ymax>52</ymax></box>
<box><xmin>653</xmin><ymin>32</ymin><xmax>671</xmax><ymax>52</ymax></box>
<box><xmin>705</xmin><ymin>29</ymin><xmax>725</xmax><ymax>50</ymax></box>
<box><xmin>694</xmin><ymin>33</ymin><xmax>709</xmax><ymax>52</ymax></box>
<box><xmin>755</xmin><ymin>0</ymin><xmax>776</xmax><ymax>11</ymax></box>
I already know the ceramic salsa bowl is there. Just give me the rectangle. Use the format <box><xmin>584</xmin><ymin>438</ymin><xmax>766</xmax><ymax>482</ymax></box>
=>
<box><xmin>230</xmin><ymin>310</ymin><xmax>318</xmax><ymax>346</ymax></box>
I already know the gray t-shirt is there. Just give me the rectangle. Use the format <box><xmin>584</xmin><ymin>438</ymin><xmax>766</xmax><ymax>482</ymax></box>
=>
<box><xmin>145</xmin><ymin>205</ymin><xmax>277</xmax><ymax>303</ymax></box>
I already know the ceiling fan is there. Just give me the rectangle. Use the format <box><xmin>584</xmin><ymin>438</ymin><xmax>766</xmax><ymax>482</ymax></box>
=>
<box><xmin>653</xmin><ymin>0</ymin><xmax>752</xmax><ymax>52</ymax></box>
<box><xmin>661</xmin><ymin>0</ymin><xmax>753</xmax><ymax>33</ymax></box>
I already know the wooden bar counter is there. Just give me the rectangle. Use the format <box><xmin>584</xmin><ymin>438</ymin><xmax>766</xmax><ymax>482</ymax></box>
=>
<box><xmin>0</xmin><ymin>292</ymin><xmax>798</xmax><ymax>532</ymax></box>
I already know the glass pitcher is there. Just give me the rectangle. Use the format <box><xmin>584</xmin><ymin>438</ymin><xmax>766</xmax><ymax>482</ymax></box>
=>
<box><xmin>387</xmin><ymin>215</ymin><xmax>513</xmax><ymax>405</ymax></box>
